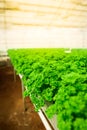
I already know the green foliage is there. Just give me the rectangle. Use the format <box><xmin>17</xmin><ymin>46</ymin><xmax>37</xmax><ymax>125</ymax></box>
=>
<box><xmin>8</xmin><ymin>48</ymin><xmax>87</xmax><ymax>130</ymax></box>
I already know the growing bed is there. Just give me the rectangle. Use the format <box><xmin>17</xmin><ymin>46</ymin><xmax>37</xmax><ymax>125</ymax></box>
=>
<box><xmin>8</xmin><ymin>48</ymin><xmax>87</xmax><ymax>130</ymax></box>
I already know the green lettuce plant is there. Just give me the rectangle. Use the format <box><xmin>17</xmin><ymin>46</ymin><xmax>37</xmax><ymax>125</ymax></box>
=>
<box><xmin>8</xmin><ymin>48</ymin><xmax>87</xmax><ymax>130</ymax></box>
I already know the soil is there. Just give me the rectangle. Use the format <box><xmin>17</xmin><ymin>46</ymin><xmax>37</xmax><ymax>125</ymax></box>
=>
<box><xmin>0</xmin><ymin>64</ymin><xmax>46</xmax><ymax>130</ymax></box>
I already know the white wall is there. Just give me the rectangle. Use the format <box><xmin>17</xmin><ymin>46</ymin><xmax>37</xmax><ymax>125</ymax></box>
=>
<box><xmin>0</xmin><ymin>0</ymin><xmax>87</xmax><ymax>51</ymax></box>
<box><xmin>0</xmin><ymin>27</ymin><xmax>87</xmax><ymax>51</ymax></box>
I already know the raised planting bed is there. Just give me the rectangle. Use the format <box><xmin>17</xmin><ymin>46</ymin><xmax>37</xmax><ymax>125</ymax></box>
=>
<box><xmin>19</xmin><ymin>73</ymin><xmax>58</xmax><ymax>130</ymax></box>
<box><xmin>41</xmin><ymin>105</ymin><xmax>58</xmax><ymax>130</ymax></box>
<box><xmin>8</xmin><ymin>48</ymin><xmax>87</xmax><ymax>130</ymax></box>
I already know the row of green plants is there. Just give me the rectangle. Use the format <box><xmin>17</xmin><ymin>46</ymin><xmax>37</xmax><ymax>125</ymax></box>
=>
<box><xmin>8</xmin><ymin>48</ymin><xmax>87</xmax><ymax>130</ymax></box>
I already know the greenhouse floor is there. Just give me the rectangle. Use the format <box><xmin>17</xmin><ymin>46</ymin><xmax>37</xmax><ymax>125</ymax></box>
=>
<box><xmin>0</xmin><ymin>66</ymin><xmax>46</xmax><ymax>130</ymax></box>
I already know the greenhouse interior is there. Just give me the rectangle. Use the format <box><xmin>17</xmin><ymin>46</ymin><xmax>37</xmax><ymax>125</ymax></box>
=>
<box><xmin>0</xmin><ymin>0</ymin><xmax>87</xmax><ymax>130</ymax></box>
